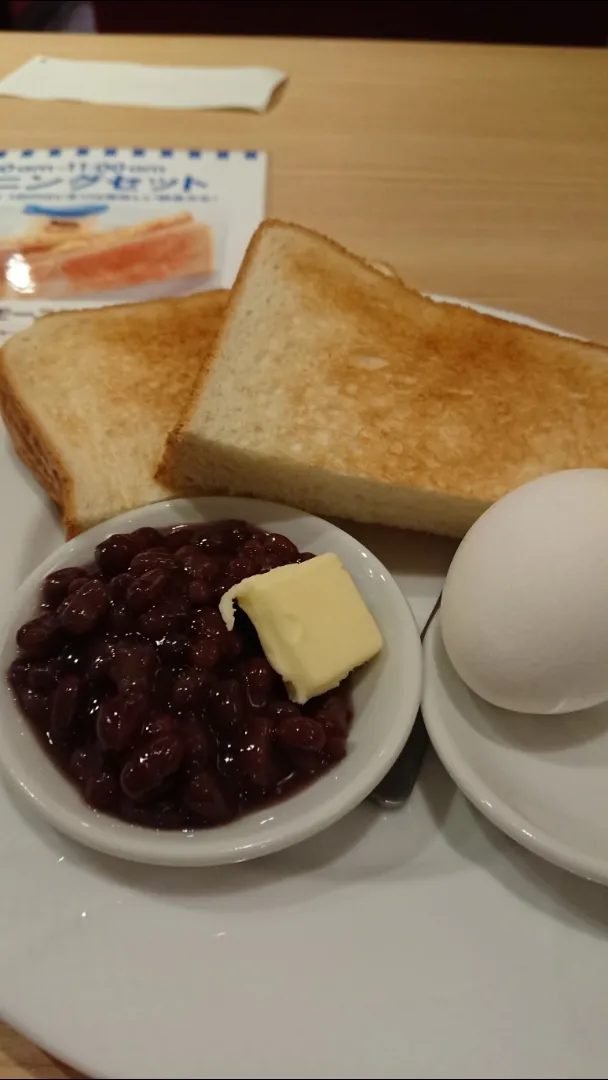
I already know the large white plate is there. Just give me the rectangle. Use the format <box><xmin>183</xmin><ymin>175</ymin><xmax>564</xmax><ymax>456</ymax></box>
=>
<box><xmin>3</xmin><ymin>301</ymin><xmax>608</xmax><ymax>1080</ymax></box>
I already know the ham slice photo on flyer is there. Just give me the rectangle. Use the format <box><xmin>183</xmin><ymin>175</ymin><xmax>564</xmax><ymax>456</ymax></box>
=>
<box><xmin>0</xmin><ymin>209</ymin><xmax>214</xmax><ymax>300</ymax></box>
<box><xmin>0</xmin><ymin>147</ymin><xmax>267</xmax><ymax>342</ymax></box>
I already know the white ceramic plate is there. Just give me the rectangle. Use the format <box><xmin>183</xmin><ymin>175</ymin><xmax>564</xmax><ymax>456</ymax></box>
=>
<box><xmin>423</xmin><ymin>614</ymin><xmax>608</xmax><ymax>885</ymax></box>
<box><xmin>0</xmin><ymin>497</ymin><xmax>422</xmax><ymax>866</ymax></box>
<box><xmin>5</xmin><ymin>302</ymin><xmax>608</xmax><ymax>1080</ymax></box>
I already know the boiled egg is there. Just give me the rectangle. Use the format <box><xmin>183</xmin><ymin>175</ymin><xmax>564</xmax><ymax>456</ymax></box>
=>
<box><xmin>441</xmin><ymin>469</ymin><xmax>608</xmax><ymax>714</ymax></box>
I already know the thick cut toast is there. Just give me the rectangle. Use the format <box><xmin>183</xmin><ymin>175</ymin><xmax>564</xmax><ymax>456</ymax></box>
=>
<box><xmin>0</xmin><ymin>290</ymin><xmax>227</xmax><ymax>536</ymax></box>
<box><xmin>160</xmin><ymin>220</ymin><xmax>608</xmax><ymax>538</ymax></box>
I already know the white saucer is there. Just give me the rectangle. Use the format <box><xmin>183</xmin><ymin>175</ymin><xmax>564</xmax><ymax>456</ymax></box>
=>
<box><xmin>423</xmin><ymin>613</ymin><xmax>608</xmax><ymax>884</ymax></box>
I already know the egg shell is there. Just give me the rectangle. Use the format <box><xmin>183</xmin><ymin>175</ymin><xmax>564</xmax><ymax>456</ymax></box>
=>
<box><xmin>440</xmin><ymin>469</ymin><xmax>608</xmax><ymax>714</ymax></box>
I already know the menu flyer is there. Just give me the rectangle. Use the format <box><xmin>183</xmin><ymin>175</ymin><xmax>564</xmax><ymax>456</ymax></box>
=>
<box><xmin>0</xmin><ymin>147</ymin><xmax>267</xmax><ymax>343</ymax></box>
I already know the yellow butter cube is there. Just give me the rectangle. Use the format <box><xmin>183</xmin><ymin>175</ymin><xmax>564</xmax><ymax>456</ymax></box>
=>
<box><xmin>219</xmin><ymin>553</ymin><xmax>383</xmax><ymax>704</ymax></box>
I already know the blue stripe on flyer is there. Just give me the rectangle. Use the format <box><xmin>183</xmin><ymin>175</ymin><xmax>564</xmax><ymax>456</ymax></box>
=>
<box><xmin>104</xmin><ymin>148</ymin><xmax>117</xmax><ymax>156</ymax></box>
<box><xmin>76</xmin><ymin>147</ymin><xmax>89</xmax><ymax>155</ymax></box>
<box><xmin>0</xmin><ymin>151</ymin><xmax>5</xmax><ymax>158</ymax></box>
<box><xmin>189</xmin><ymin>150</ymin><xmax>202</xmax><ymax>158</ymax></box>
<box><xmin>133</xmin><ymin>148</ymin><xmax>145</xmax><ymax>156</ymax></box>
<box><xmin>217</xmin><ymin>150</ymin><xmax>230</xmax><ymax>159</ymax></box>
<box><xmin>49</xmin><ymin>148</ymin><xmax>61</xmax><ymax>156</ymax></box>
<box><xmin>21</xmin><ymin>149</ymin><xmax>34</xmax><ymax>157</ymax></box>
<box><xmin>244</xmin><ymin>150</ymin><xmax>258</xmax><ymax>159</ymax></box>
<box><xmin>160</xmin><ymin>149</ymin><xmax>173</xmax><ymax>157</ymax></box>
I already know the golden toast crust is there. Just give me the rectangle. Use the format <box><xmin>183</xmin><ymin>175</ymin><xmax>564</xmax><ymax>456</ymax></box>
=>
<box><xmin>0</xmin><ymin>353</ymin><xmax>77</xmax><ymax>532</ymax></box>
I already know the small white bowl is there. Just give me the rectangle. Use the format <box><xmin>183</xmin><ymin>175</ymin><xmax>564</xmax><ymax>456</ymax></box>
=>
<box><xmin>0</xmin><ymin>497</ymin><xmax>422</xmax><ymax>866</ymax></box>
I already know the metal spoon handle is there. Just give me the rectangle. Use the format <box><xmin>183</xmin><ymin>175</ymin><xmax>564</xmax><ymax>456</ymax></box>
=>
<box><xmin>369</xmin><ymin>595</ymin><xmax>441</xmax><ymax>809</ymax></box>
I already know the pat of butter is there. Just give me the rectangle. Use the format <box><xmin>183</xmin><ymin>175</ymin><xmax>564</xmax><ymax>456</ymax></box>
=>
<box><xmin>219</xmin><ymin>553</ymin><xmax>383</xmax><ymax>704</ymax></box>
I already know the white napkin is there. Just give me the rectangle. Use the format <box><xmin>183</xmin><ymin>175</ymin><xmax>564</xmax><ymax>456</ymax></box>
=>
<box><xmin>0</xmin><ymin>55</ymin><xmax>286</xmax><ymax>112</ymax></box>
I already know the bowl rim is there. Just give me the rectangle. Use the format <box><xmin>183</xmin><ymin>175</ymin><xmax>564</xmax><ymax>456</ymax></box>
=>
<box><xmin>0</xmin><ymin>496</ymin><xmax>422</xmax><ymax>866</ymax></box>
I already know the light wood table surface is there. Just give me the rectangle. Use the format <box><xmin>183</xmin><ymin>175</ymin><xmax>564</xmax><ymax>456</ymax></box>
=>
<box><xmin>0</xmin><ymin>29</ymin><xmax>606</xmax><ymax>1080</ymax></box>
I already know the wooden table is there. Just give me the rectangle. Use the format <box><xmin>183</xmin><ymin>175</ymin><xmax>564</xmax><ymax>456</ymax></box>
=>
<box><xmin>0</xmin><ymin>30</ymin><xmax>606</xmax><ymax>1080</ymax></box>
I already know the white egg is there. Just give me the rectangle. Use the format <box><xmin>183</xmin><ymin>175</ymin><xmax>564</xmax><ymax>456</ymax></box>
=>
<box><xmin>440</xmin><ymin>469</ymin><xmax>608</xmax><ymax>714</ymax></box>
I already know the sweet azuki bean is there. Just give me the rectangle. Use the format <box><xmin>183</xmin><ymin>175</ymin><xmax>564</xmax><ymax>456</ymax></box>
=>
<box><xmin>8</xmin><ymin>520</ymin><xmax>354</xmax><ymax>830</ymax></box>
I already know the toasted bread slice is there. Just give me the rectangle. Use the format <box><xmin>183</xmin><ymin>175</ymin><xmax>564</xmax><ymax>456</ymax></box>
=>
<box><xmin>0</xmin><ymin>290</ymin><xmax>227</xmax><ymax>536</ymax></box>
<box><xmin>160</xmin><ymin>220</ymin><xmax>608</xmax><ymax>539</ymax></box>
